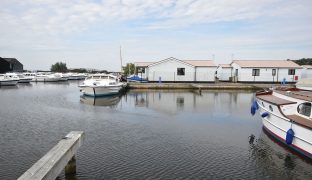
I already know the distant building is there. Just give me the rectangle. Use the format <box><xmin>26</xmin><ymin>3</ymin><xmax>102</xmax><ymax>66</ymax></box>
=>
<box><xmin>301</xmin><ymin>65</ymin><xmax>312</xmax><ymax>78</ymax></box>
<box><xmin>0</xmin><ymin>57</ymin><xmax>23</xmax><ymax>73</ymax></box>
<box><xmin>230</xmin><ymin>60</ymin><xmax>302</xmax><ymax>83</ymax></box>
<box><xmin>135</xmin><ymin>57</ymin><xmax>217</xmax><ymax>82</ymax></box>
<box><xmin>134</xmin><ymin>62</ymin><xmax>152</xmax><ymax>79</ymax></box>
<box><xmin>216</xmin><ymin>64</ymin><xmax>232</xmax><ymax>82</ymax></box>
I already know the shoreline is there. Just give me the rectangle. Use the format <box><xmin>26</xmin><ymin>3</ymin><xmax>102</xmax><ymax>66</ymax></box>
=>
<box><xmin>126</xmin><ymin>82</ymin><xmax>295</xmax><ymax>90</ymax></box>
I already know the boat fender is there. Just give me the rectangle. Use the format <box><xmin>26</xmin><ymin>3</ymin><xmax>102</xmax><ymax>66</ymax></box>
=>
<box><xmin>286</xmin><ymin>128</ymin><xmax>294</xmax><ymax>145</ymax></box>
<box><xmin>261</xmin><ymin>112</ymin><xmax>269</xmax><ymax>118</ymax></box>
<box><xmin>250</xmin><ymin>101</ymin><xmax>257</xmax><ymax>116</ymax></box>
<box><xmin>254</xmin><ymin>100</ymin><xmax>259</xmax><ymax>110</ymax></box>
<box><xmin>251</xmin><ymin>105</ymin><xmax>256</xmax><ymax>116</ymax></box>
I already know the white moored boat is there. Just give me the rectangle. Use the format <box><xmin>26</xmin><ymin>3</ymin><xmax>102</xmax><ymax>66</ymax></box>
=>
<box><xmin>0</xmin><ymin>74</ymin><xmax>19</xmax><ymax>86</ymax></box>
<box><xmin>79</xmin><ymin>74</ymin><xmax>124</xmax><ymax>97</ymax></box>
<box><xmin>6</xmin><ymin>73</ymin><xmax>32</xmax><ymax>83</ymax></box>
<box><xmin>254</xmin><ymin>87</ymin><xmax>312</xmax><ymax>159</ymax></box>
<box><xmin>33</xmin><ymin>74</ymin><xmax>61</xmax><ymax>82</ymax></box>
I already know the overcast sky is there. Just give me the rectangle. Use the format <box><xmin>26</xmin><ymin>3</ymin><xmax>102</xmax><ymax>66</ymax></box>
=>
<box><xmin>1</xmin><ymin>0</ymin><xmax>312</xmax><ymax>71</ymax></box>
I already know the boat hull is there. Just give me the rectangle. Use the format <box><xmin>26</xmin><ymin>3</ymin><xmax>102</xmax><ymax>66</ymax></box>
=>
<box><xmin>18</xmin><ymin>78</ymin><xmax>32</xmax><ymax>83</ymax></box>
<box><xmin>33</xmin><ymin>77</ymin><xmax>61</xmax><ymax>82</ymax></box>
<box><xmin>257</xmin><ymin>101</ymin><xmax>312</xmax><ymax>159</ymax></box>
<box><xmin>0</xmin><ymin>80</ymin><xmax>19</xmax><ymax>86</ymax></box>
<box><xmin>80</xmin><ymin>85</ymin><xmax>122</xmax><ymax>97</ymax></box>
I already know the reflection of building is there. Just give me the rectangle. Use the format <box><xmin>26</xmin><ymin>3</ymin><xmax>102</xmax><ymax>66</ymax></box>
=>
<box><xmin>0</xmin><ymin>57</ymin><xmax>23</xmax><ymax>73</ymax></box>
<box><xmin>135</xmin><ymin>57</ymin><xmax>217</xmax><ymax>82</ymax></box>
<box><xmin>128</xmin><ymin>90</ymin><xmax>253</xmax><ymax>115</ymax></box>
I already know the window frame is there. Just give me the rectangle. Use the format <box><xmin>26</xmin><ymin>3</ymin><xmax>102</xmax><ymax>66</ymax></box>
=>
<box><xmin>177</xmin><ymin>68</ymin><xmax>185</xmax><ymax>76</ymax></box>
<box><xmin>252</xmin><ymin>69</ymin><xmax>260</xmax><ymax>76</ymax></box>
<box><xmin>297</xmin><ymin>102</ymin><xmax>311</xmax><ymax>117</ymax></box>
<box><xmin>272</xmin><ymin>69</ymin><xmax>276</xmax><ymax>76</ymax></box>
<box><xmin>288</xmin><ymin>69</ymin><xmax>296</xmax><ymax>75</ymax></box>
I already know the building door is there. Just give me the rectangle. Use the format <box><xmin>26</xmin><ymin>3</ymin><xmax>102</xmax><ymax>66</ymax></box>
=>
<box><xmin>272</xmin><ymin>69</ymin><xmax>276</xmax><ymax>82</ymax></box>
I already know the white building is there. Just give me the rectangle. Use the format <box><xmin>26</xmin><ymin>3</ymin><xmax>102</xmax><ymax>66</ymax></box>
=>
<box><xmin>216</xmin><ymin>64</ymin><xmax>232</xmax><ymax>82</ymax></box>
<box><xmin>230</xmin><ymin>60</ymin><xmax>302</xmax><ymax>83</ymax></box>
<box><xmin>301</xmin><ymin>65</ymin><xmax>312</xmax><ymax>78</ymax></box>
<box><xmin>135</xmin><ymin>57</ymin><xmax>217</xmax><ymax>82</ymax></box>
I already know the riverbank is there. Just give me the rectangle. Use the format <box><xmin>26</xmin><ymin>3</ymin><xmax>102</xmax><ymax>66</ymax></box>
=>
<box><xmin>127</xmin><ymin>82</ymin><xmax>295</xmax><ymax>90</ymax></box>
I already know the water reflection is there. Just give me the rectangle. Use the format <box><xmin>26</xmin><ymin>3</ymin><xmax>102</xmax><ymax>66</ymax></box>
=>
<box><xmin>126</xmin><ymin>90</ymin><xmax>252</xmax><ymax>115</ymax></box>
<box><xmin>80</xmin><ymin>95</ymin><xmax>121</xmax><ymax>107</ymax></box>
<box><xmin>248</xmin><ymin>128</ymin><xmax>312</xmax><ymax>179</ymax></box>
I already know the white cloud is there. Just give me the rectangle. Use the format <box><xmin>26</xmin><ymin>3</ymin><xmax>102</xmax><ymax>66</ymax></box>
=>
<box><xmin>0</xmin><ymin>0</ymin><xmax>311</xmax><ymax>70</ymax></box>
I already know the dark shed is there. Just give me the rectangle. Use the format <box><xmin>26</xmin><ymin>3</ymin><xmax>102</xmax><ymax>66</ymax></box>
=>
<box><xmin>0</xmin><ymin>57</ymin><xmax>23</xmax><ymax>73</ymax></box>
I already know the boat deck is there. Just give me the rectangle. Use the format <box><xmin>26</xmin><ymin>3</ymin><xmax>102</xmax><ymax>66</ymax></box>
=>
<box><xmin>275</xmin><ymin>90</ymin><xmax>312</xmax><ymax>102</ymax></box>
<box><xmin>287</xmin><ymin>115</ymin><xmax>312</xmax><ymax>129</ymax></box>
<box><xmin>257</xmin><ymin>94</ymin><xmax>296</xmax><ymax>106</ymax></box>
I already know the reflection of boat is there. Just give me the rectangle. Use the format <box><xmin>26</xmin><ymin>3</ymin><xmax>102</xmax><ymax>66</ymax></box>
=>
<box><xmin>80</xmin><ymin>95</ymin><xmax>121</xmax><ymax>106</ymax></box>
<box><xmin>296</xmin><ymin>78</ymin><xmax>312</xmax><ymax>91</ymax></box>
<box><xmin>79</xmin><ymin>74</ymin><xmax>125</xmax><ymax>97</ymax></box>
<box><xmin>0</xmin><ymin>74</ymin><xmax>19</xmax><ymax>86</ymax></box>
<box><xmin>255</xmin><ymin>87</ymin><xmax>312</xmax><ymax>159</ymax></box>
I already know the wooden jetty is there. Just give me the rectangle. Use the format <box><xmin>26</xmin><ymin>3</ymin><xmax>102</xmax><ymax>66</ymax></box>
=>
<box><xmin>18</xmin><ymin>131</ymin><xmax>85</xmax><ymax>180</ymax></box>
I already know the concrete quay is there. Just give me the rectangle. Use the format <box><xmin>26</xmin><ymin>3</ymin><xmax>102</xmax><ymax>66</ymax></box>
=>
<box><xmin>127</xmin><ymin>82</ymin><xmax>295</xmax><ymax>90</ymax></box>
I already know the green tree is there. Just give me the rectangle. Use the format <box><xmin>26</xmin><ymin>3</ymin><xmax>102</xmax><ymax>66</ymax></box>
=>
<box><xmin>123</xmin><ymin>63</ymin><xmax>135</xmax><ymax>76</ymax></box>
<box><xmin>292</xmin><ymin>58</ymin><xmax>312</xmax><ymax>65</ymax></box>
<box><xmin>51</xmin><ymin>62</ymin><xmax>68</xmax><ymax>72</ymax></box>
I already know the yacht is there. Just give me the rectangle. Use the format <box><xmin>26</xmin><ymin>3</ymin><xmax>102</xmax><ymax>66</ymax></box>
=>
<box><xmin>254</xmin><ymin>87</ymin><xmax>312</xmax><ymax>159</ymax></box>
<box><xmin>54</xmin><ymin>73</ymin><xmax>69</xmax><ymax>81</ymax></box>
<box><xmin>23</xmin><ymin>72</ymin><xmax>37</xmax><ymax>81</ymax></box>
<box><xmin>79</xmin><ymin>74</ymin><xmax>125</xmax><ymax>96</ymax></box>
<box><xmin>6</xmin><ymin>73</ymin><xmax>32</xmax><ymax>83</ymax></box>
<box><xmin>0</xmin><ymin>74</ymin><xmax>19</xmax><ymax>86</ymax></box>
<box><xmin>33</xmin><ymin>73</ymin><xmax>61</xmax><ymax>82</ymax></box>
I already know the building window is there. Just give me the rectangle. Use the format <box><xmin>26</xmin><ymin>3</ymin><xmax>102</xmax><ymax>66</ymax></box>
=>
<box><xmin>177</xmin><ymin>68</ymin><xmax>185</xmax><ymax>76</ymax></box>
<box><xmin>297</xmin><ymin>103</ymin><xmax>311</xmax><ymax>117</ymax></box>
<box><xmin>252</xmin><ymin>69</ymin><xmax>260</xmax><ymax>76</ymax></box>
<box><xmin>138</xmin><ymin>67</ymin><xmax>145</xmax><ymax>73</ymax></box>
<box><xmin>272</xmin><ymin>69</ymin><xmax>276</xmax><ymax>76</ymax></box>
<box><xmin>288</xmin><ymin>69</ymin><xmax>295</xmax><ymax>75</ymax></box>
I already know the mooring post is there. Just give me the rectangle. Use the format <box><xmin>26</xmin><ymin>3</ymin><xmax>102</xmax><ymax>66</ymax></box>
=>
<box><xmin>65</xmin><ymin>156</ymin><xmax>76</xmax><ymax>175</ymax></box>
<box><xmin>18</xmin><ymin>131</ymin><xmax>84</xmax><ymax>180</ymax></box>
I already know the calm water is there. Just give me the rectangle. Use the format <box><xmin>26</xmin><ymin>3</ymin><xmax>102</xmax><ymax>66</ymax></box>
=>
<box><xmin>0</xmin><ymin>82</ymin><xmax>311</xmax><ymax>180</ymax></box>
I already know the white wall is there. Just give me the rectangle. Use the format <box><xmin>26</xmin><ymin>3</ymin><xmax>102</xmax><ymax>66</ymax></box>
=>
<box><xmin>195</xmin><ymin>67</ymin><xmax>216</xmax><ymax>82</ymax></box>
<box><xmin>217</xmin><ymin>67</ymin><xmax>232</xmax><ymax>81</ymax></box>
<box><xmin>301</xmin><ymin>68</ymin><xmax>312</xmax><ymax>78</ymax></box>
<box><xmin>231</xmin><ymin>63</ymin><xmax>302</xmax><ymax>83</ymax></box>
<box><xmin>147</xmin><ymin>60</ymin><xmax>195</xmax><ymax>81</ymax></box>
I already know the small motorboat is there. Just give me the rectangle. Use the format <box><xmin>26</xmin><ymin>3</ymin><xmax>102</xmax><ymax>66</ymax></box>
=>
<box><xmin>79</xmin><ymin>74</ymin><xmax>125</xmax><ymax>97</ymax></box>
<box><xmin>0</xmin><ymin>74</ymin><xmax>19</xmax><ymax>86</ymax></box>
<box><xmin>127</xmin><ymin>75</ymin><xmax>148</xmax><ymax>82</ymax></box>
<box><xmin>6</xmin><ymin>73</ymin><xmax>32</xmax><ymax>83</ymax></box>
<box><xmin>254</xmin><ymin>87</ymin><xmax>312</xmax><ymax>159</ymax></box>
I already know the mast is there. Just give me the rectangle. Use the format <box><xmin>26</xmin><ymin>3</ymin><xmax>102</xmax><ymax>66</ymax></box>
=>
<box><xmin>120</xmin><ymin>46</ymin><xmax>123</xmax><ymax>73</ymax></box>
